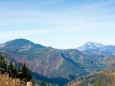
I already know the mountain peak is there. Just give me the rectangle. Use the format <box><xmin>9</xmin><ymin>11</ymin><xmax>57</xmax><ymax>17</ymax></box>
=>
<box><xmin>78</xmin><ymin>42</ymin><xmax>104</xmax><ymax>51</ymax></box>
<box><xmin>85</xmin><ymin>41</ymin><xmax>104</xmax><ymax>46</ymax></box>
<box><xmin>0</xmin><ymin>38</ymin><xmax>45</xmax><ymax>50</ymax></box>
<box><xmin>7</xmin><ymin>38</ymin><xmax>35</xmax><ymax>45</ymax></box>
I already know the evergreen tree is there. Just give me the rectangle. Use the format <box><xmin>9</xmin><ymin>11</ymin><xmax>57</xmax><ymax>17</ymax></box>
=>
<box><xmin>0</xmin><ymin>55</ymin><xmax>7</xmax><ymax>73</ymax></box>
<box><xmin>42</xmin><ymin>81</ymin><xmax>47</xmax><ymax>86</ymax></box>
<box><xmin>16</xmin><ymin>66</ymin><xmax>22</xmax><ymax>79</ymax></box>
<box><xmin>20</xmin><ymin>61</ymin><xmax>32</xmax><ymax>81</ymax></box>
<box><xmin>7</xmin><ymin>61</ymin><xmax>17</xmax><ymax>77</ymax></box>
<box><xmin>13</xmin><ymin>66</ymin><xmax>17</xmax><ymax>78</ymax></box>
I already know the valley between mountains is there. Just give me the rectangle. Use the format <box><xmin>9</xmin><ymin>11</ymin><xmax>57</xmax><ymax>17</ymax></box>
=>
<box><xmin>0</xmin><ymin>39</ymin><xmax>115</xmax><ymax>86</ymax></box>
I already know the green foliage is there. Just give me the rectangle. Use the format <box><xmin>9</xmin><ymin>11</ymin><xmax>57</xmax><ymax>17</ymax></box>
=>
<box><xmin>93</xmin><ymin>81</ymin><xmax>107</xmax><ymax>86</ymax></box>
<box><xmin>0</xmin><ymin>55</ymin><xmax>7</xmax><ymax>72</ymax></box>
<box><xmin>93</xmin><ymin>81</ymin><xmax>101</xmax><ymax>86</ymax></box>
<box><xmin>0</xmin><ymin>53</ymin><xmax>33</xmax><ymax>82</ymax></box>
<box><xmin>20</xmin><ymin>61</ymin><xmax>33</xmax><ymax>81</ymax></box>
<box><xmin>7</xmin><ymin>61</ymin><xmax>17</xmax><ymax>77</ymax></box>
<box><xmin>72</xmin><ymin>71</ymin><xmax>115</xmax><ymax>86</ymax></box>
<box><xmin>42</xmin><ymin>82</ymin><xmax>47</xmax><ymax>86</ymax></box>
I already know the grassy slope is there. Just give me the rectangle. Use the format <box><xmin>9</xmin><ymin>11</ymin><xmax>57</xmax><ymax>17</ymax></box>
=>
<box><xmin>0</xmin><ymin>73</ymin><xmax>27</xmax><ymax>86</ymax></box>
<box><xmin>67</xmin><ymin>70</ymin><xmax>115</xmax><ymax>86</ymax></box>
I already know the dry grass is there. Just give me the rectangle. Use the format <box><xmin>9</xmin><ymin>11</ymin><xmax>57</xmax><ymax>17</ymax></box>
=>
<box><xmin>67</xmin><ymin>71</ymin><xmax>115</xmax><ymax>86</ymax></box>
<box><xmin>68</xmin><ymin>81</ymin><xmax>81</xmax><ymax>86</ymax></box>
<box><xmin>0</xmin><ymin>73</ymin><xmax>33</xmax><ymax>86</ymax></box>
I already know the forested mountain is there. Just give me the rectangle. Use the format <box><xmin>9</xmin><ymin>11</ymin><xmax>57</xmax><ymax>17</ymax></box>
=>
<box><xmin>67</xmin><ymin>70</ymin><xmax>115</xmax><ymax>86</ymax></box>
<box><xmin>0</xmin><ymin>39</ymin><xmax>115</xmax><ymax>85</ymax></box>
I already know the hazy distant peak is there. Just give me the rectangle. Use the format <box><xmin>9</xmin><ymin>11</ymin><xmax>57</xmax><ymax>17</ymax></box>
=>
<box><xmin>0</xmin><ymin>38</ymin><xmax>45</xmax><ymax>49</ymax></box>
<box><xmin>85</xmin><ymin>42</ymin><xmax>104</xmax><ymax>47</ymax></box>
<box><xmin>7</xmin><ymin>38</ymin><xmax>34</xmax><ymax>44</ymax></box>
<box><xmin>78</xmin><ymin>42</ymin><xmax>104</xmax><ymax>51</ymax></box>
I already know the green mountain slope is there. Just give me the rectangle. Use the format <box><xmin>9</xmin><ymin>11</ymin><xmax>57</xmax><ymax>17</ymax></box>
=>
<box><xmin>67</xmin><ymin>70</ymin><xmax>115</xmax><ymax>86</ymax></box>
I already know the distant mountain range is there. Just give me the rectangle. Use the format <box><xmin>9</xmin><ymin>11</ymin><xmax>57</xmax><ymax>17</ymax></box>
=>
<box><xmin>0</xmin><ymin>39</ymin><xmax>115</xmax><ymax>85</ymax></box>
<box><xmin>78</xmin><ymin>42</ymin><xmax>115</xmax><ymax>59</ymax></box>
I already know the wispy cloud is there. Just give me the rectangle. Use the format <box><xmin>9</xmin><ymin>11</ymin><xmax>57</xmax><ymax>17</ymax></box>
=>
<box><xmin>0</xmin><ymin>0</ymin><xmax>115</xmax><ymax>48</ymax></box>
<box><xmin>0</xmin><ymin>9</ymin><xmax>115</xmax><ymax>31</ymax></box>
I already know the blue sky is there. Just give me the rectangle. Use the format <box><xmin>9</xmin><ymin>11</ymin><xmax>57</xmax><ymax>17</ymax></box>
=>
<box><xmin>0</xmin><ymin>0</ymin><xmax>115</xmax><ymax>49</ymax></box>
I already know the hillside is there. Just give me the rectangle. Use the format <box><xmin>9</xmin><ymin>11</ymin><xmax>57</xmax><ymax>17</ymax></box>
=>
<box><xmin>0</xmin><ymin>73</ymin><xmax>32</xmax><ymax>86</ymax></box>
<box><xmin>67</xmin><ymin>70</ymin><xmax>115</xmax><ymax>86</ymax></box>
<box><xmin>0</xmin><ymin>39</ymin><xmax>115</xmax><ymax>85</ymax></box>
<box><xmin>0</xmin><ymin>52</ymin><xmax>35</xmax><ymax>86</ymax></box>
<box><xmin>0</xmin><ymin>38</ymin><xmax>45</xmax><ymax>50</ymax></box>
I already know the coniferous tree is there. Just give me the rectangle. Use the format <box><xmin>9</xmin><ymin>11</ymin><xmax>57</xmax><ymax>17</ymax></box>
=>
<box><xmin>20</xmin><ymin>61</ymin><xmax>32</xmax><ymax>81</ymax></box>
<box><xmin>7</xmin><ymin>61</ymin><xmax>17</xmax><ymax>77</ymax></box>
<box><xmin>13</xmin><ymin>66</ymin><xmax>17</xmax><ymax>78</ymax></box>
<box><xmin>0</xmin><ymin>55</ymin><xmax>7</xmax><ymax>73</ymax></box>
<box><xmin>7</xmin><ymin>61</ymin><xmax>13</xmax><ymax>77</ymax></box>
<box><xmin>42</xmin><ymin>81</ymin><xmax>47</xmax><ymax>86</ymax></box>
<box><xmin>16</xmin><ymin>66</ymin><xmax>22</xmax><ymax>79</ymax></box>
<box><xmin>0</xmin><ymin>54</ymin><xmax>35</xmax><ymax>85</ymax></box>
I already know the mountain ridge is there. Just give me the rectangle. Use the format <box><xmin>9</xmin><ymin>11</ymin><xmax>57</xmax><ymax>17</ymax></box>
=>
<box><xmin>77</xmin><ymin>42</ymin><xmax>105</xmax><ymax>51</ymax></box>
<box><xmin>1</xmin><ymin>39</ymin><xmax>115</xmax><ymax>50</ymax></box>
<box><xmin>0</xmin><ymin>38</ymin><xmax>45</xmax><ymax>50</ymax></box>
<box><xmin>67</xmin><ymin>70</ymin><xmax>115</xmax><ymax>86</ymax></box>
<box><xmin>0</xmin><ymin>38</ymin><xmax>115</xmax><ymax>85</ymax></box>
